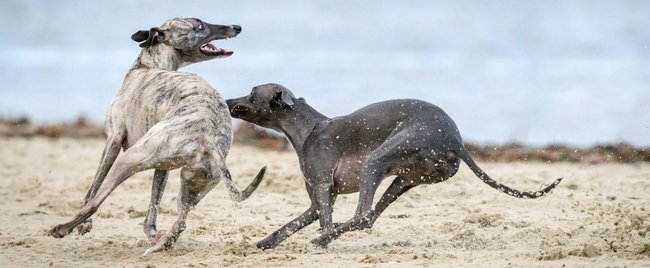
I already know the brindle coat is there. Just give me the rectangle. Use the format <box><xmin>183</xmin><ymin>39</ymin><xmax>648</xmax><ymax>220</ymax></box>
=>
<box><xmin>226</xmin><ymin>83</ymin><xmax>562</xmax><ymax>249</ymax></box>
<box><xmin>49</xmin><ymin>18</ymin><xmax>265</xmax><ymax>255</ymax></box>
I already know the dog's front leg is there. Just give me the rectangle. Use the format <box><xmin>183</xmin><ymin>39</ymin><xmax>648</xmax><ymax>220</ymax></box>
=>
<box><xmin>311</xmin><ymin>176</ymin><xmax>416</xmax><ymax>247</ymax></box>
<box><xmin>314</xmin><ymin>183</ymin><xmax>335</xmax><ymax>233</ymax></box>
<box><xmin>301</xmin><ymin>145</ymin><xmax>338</xmax><ymax>238</ymax></box>
<box><xmin>143</xmin><ymin>169</ymin><xmax>169</xmax><ymax>241</ymax></box>
<box><xmin>257</xmin><ymin>183</ymin><xmax>320</xmax><ymax>250</ymax></box>
<box><xmin>311</xmin><ymin>146</ymin><xmax>398</xmax><ymax>247</ymax></box>
<box><xmin>256</xmin><ymin>205</ymin><xmax>319</xmax><ymax>250</ymax></box>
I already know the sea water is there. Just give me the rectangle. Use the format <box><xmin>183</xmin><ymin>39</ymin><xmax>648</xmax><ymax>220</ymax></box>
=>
<box><xmin>1</xmin><ymin>0</ymin><xmax>648</xmax><ymax>146</ymax></box>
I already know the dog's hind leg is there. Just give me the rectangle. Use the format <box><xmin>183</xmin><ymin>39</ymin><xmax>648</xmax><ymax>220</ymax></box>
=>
<box><xmin>77</xmin><ymin>133</ymin><xmax>125</xmax><ymax>235</ymax></box>
<box><xmin>144</xmin><ymin>164</ymin><xmax>218</xmax><ymax>255</ymax></box>
<box><xmin>366</xmin><ymin>176</ymin><xmax>415</xmax><ymax>227</ymax></box>
<box><xmin>143</xmin><ymin>169</ymin><xmax>169</xmax><ymax>240</ymax></box>
<box><xmin>50</xmin><ymin>142</ymin><xmax>160</xmax><ymax>238</ymax></box>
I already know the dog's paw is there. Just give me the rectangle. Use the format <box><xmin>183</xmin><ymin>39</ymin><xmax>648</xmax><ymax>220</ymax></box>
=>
<box><xmin>49</xmin><ymin>224</ymin><xmax>71</xmax><ymax>238</ymax></box>
<box><xmin>256</xmin><ymin>236</ymin><xmax>279</xmax><ymax>250</ymax></box>
<box><xmin>143</xmin><ymin>244</ymin><xmax>163</xmax><ymax>255</ymax></box>
<box><xmin>144</xmin><ymin>225</ymin><xmax>158</xmax><ymax>240</ymax></box>
<box><xmin>76</xmin><ymin>219</ymin><xmax>93</xmax><ymax>235</ymax></box>
<box><xmin>143</xmin><ymin>236</ymin><xmax>171</xmax><ymax>255</ymax></box>
<box><xmin>149</xmin><ymin>235</ymin><xmax>158</xmax><ymax>246</ymax></box>
<box><xmin>143</xmin><ymin>245</ymin><xmax>164</xmax><ymax>255</ymax></box>
<box><xmin>256</xmin><ymin>230</ymin><xmax>284</xmax><ymax>250</ymax></box>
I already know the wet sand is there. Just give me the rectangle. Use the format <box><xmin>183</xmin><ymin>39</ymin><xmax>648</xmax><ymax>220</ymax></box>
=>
<box><xmin>0</xmin><ymin>137</ymin><xmax>648</xmax><ymax>267</ymax></box>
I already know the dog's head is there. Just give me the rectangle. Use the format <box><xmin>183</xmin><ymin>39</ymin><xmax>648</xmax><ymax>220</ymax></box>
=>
<box><xmin>226</xmin><ymin>83</ymin><xmax>304</xmax><ymax>128</ymax></box>
<box><xmin>131</xmin><ymin>17</ymin><xmax>241</xmax><ymax>66</ymax></box>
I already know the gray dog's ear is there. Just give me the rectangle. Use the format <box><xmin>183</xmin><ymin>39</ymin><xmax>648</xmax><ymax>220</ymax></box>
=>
<box><xmin>131</xmin><ymin>30</ymin><xmax>149</xmax><ymax>42</ymax></box>
<box><xmin>132</xmin><ymin>28</ymin><xmax>165</xmax><ymax>48</ymax></box>
<box><xmin>273</xmin><ymin>89</ymin><xmax>295</xmax><ymax>108</ymax></box>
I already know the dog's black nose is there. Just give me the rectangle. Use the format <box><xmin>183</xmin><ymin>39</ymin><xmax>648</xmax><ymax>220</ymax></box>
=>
<box><xmin>232</xmin><ymin>25</ymin><xmax>242</xmax><ymax>34</ymax></box>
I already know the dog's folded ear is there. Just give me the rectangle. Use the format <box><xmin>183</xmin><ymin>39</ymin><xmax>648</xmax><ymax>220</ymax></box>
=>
<box><xmin>131</xmin><ymin>30</ymin><xmax>149</xmax><ymax>42</ymax></box>
<box><xmin>131</xmin><ymin>28</ymin><xmax>166</xmax><ymax>48</ymax></box>
<box><xmin>273</xmin><ymin>89</ymin><xmax>295</xmax><ymax>109</ymax></box>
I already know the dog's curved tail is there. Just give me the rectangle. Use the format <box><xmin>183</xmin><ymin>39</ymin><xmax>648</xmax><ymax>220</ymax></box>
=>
<box><xmin>222</xmin><ymin>166</ymin><xmax>267</xmax><ymax>202</ymax></box>
<box><xmin>456</xmin><ymin>148</ymin><xmax>562</xmax><ymax>199</ymax></box>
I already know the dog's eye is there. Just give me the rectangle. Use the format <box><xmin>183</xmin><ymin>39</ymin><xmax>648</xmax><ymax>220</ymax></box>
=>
<box><xmin>196</xmin><ymin>23</ymin><xmax>205</xmax><ymax>31</ymax></box>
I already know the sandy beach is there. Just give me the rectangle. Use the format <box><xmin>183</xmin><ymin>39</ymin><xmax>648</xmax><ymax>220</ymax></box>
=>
<box><xmin>0</xmin><ymin>137</ymin><xmax>648</xmax><ymax>267</ymax></box>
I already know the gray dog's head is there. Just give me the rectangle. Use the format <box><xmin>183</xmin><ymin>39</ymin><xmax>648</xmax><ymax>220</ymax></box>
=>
<box><xmin>226</xmin><ymin>83</ymin><xmax>305</xmax><ymax>128</ymax></box>
<box><xmin>131</xmin><ymin>17</ymin><xmax>241</xmax><ymax>66</ymax></box>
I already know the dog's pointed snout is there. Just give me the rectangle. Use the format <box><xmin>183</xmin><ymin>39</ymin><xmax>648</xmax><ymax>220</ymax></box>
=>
<box><xmin>226</xmin><ymin>99</ymin><xmax>236</xmax><ymax>108</ymax></box>
<box><xmin>231</xmin><ymin>25</ymin><xmax>242</xmax><ymax>33</ymax></box>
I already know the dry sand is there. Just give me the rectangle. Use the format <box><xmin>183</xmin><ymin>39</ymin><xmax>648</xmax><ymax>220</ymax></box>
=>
<box><xmin>0</xmin><ymin>137</ymin><xmax>648</xmax><ymax>267</ymax></box>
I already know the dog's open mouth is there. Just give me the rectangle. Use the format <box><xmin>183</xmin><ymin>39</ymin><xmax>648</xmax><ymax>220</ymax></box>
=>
<box><xmin>200</xmin><ymin>42</ymin><xmax>233</xmax><ymax>57</ymax></box>
<box><xmin>231</xmin><ymin>105</ymin><xmax>249</xmax><ymax>115</ymax></box>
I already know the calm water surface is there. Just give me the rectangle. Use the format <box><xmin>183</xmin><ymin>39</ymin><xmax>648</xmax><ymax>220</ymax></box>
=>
<box><xmin>1</xmin><ymin>0</ymin><xmax>648</xmax><ymax>145</ymax></box>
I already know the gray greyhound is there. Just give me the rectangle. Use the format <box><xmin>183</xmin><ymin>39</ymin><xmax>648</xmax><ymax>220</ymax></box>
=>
<box><xmin>49</xmin><ymin>18</ymin><xmax>266</xmax><ymax>255</ymax></box>
<box><xmin>226</xmin><ymin>83</ymin><xmax>562</xmax><ymax>249</ymax></box>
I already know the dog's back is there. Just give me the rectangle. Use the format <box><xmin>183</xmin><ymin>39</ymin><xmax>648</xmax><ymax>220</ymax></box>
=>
<box><xmin>326</xmin><ymin>99</ymin><xmax>463</xmax><ymax>152</ymax></box>
<box><xmin>108</xmin><ymin>69</ymin><xmax>231</xmax><ymax>149</ymax></box>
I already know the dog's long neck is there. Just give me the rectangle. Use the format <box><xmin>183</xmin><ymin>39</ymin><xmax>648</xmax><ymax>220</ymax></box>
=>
<box><xmin>276</xmin><ymin>102</ymin><xmax>329</xmax><ymax>155</ymax></box>
<box><xmin>131</xmin><ymin>45</ymin><xmax>181</xmax><ymax>71</ymax></box>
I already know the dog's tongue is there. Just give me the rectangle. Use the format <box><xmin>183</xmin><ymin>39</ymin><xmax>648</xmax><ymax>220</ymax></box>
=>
<box><xmin>200</xmin><ymin>43</ymin><xmax>232</xmax><ymax>55</ymax></box>
<box><xmin>201</xmin><ymin>43</ymin><xmax>217</xmax><ymax>52</ymax></box>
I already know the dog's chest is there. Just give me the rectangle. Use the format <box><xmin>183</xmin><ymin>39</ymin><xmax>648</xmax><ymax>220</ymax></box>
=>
<box><xmin>331</xmin><ymin>154</ymin><xmax>368</xmax><ymax>194</ymax></box>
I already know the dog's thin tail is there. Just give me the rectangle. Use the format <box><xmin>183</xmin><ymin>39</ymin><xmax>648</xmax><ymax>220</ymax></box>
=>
<box><xmin>222</xmin><ymin>166</ymin><xmax>266</xmax><ymax>202</ymax></box>
<box><xmin>457</xmin><ymin>148</ymin><xmax>562</xmax><ymax>199</ymax></box>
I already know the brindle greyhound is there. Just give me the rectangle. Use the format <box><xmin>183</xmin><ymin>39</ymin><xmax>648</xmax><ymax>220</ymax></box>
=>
<box><xmin>49</xmin><ymin>18</ymin><xmax>266</xmax><ymax>255</ymax></box>
<box><xmin>226</xmin><ymin>83</ymin><xmax>562</xmax><ymax>249</ymax></box>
